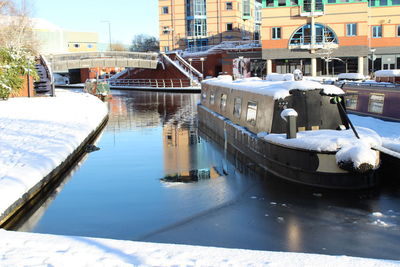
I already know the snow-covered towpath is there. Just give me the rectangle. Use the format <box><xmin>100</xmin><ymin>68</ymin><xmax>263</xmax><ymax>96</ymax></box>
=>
<box><xmin>0</xmin><ymin>90</ymin><xmax>108</xmax><ymax>219</ymax></box>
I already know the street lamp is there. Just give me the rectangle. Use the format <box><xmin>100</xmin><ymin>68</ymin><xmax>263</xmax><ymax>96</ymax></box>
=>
<box><xmin>101</xmin><ymin>20</ymin><xmax>112</xmax><ymax>51</ymax></box>
<box><xmin>370</xmin><ymin>48</ymin><xmax>376</xmax><ymax>74</ymax></box>
<box><xmin>200</xmin><ymin>57</ymin><xmax>205</xmax><ymax>77</ymax></box>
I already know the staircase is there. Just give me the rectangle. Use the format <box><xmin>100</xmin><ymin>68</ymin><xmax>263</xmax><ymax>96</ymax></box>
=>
<box><xmin>164</xmin><ymin>52</ymin><xmax>203</xmax><ymax>86</ymax></box>
<box><xmin>34</xmin><ymin>55</ymin><xmax>54</xmax><ymax>96</ymax></box>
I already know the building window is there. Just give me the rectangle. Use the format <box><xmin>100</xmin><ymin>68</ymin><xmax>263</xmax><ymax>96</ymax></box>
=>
<box><xmin>220</xmin><ymin>94</ymin><xmax>227</xmax><ymax>111</ymax></box>
<box><xmin>226</xmin><ymin>23</ymin><xmax>233</xmax><ymax>31</ymax></box>
<box><xmin>266</xmin><ymin>0</ymin><xmax>274</xmax><ymax>6</ymax></box>
<box><xmin>87</xmin><ymin>44</ymin><xmax>93</xmax><ymax>48</ymax></box>
<box><xmin>210</xmin><ymin>93</ymin><xmax>215</xmax><ymax>105</ymax></box>
<box><xmin>246</xmin><ymin>101</ymin><xmax>257</xmax><ymax>125</ymax></box>
<box><xmin>290</xmin><ymin>24</ymin><xmax>338</xmax><ymax>45</ymax></box>
<box><xmin>272</xmin><ymin>27</ymin><xmax>281</xmax><ymax>39</ymax></box>
<box><xmin>164</xmin><ymin>46</ymin><xmax>170</xmax><ymax>52</ymax></box>
<box><xmin>346</xmin><ymin>23</ymin><xmax>357</xmax><ymax>36</ymax></box>
<box><xmin>201</xmin><ymin>92</ymin><xmax>207</xmax><ymax>102</ymax></box>
<box><xmin>233</xmin><ymin>97</ymin><xmax>242</xmax><ymax>118</ymax></box>
<box><xmin>345</xmin><ymin>93</ymin><xmax>358</xmax><ymax>110</ymax></box>
<box><xmin>162</xmin><ymin>6</ymin><xmax>169</xmax><ymax>14</ymax></box>
<box><xmin>278</xmin><ymin>0</ymin><xmax>286</xmax><ymax>6</ymax></box>
<box><xmin>226</xmin><ymin>2</ymin><xmax>233</xmax><ymax>9</ymax></box>
<box><xmin>372</xmin><ymin>25</ymin><xmax>382</xmax><ymax>38</ymax></box>
<box><xmin>368</xmin><ymin>94</ymin><xmax>385</xmax><ymax>113</ymax></box>
<box><xmin>74</xmin><ymin>44</ymin><xmax>80</xmax><ymax>48</ymax></box>
<box><xmin>243</xmin><ymin>0</ymin><xmax>251</xmax><ymax>16</ymax></box>
<box><xmin>397</xmin><ymin>25</ymin><xmax>400</xmax><ymax>37</ymax></box>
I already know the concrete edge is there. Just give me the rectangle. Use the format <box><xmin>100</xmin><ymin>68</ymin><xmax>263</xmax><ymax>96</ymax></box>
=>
<box><xmin>0</xmin><ymin>114</ymin><xmax>109</xmax><ymax>227</ymax></box>
<box><xmin>55</xmin><ymin>85</ymin><xmax>201</xmax><ymax>93</ymax></box>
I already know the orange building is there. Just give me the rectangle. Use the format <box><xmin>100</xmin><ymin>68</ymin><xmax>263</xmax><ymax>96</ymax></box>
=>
<box><xmin>159</xmin><ymin>0</ymin><xmax>262</xmax><ymax>52</ymax></box>
<box><xmin>261</xmin><ymin>0</ymin><xmax>400</xmax><ymax>76</ymax></box>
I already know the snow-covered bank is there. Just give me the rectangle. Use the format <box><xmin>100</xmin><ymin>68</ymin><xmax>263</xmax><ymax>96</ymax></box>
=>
<box><xmin>0</xmin><ymin>230</ymin><xmax>399</xmax><ymax>267</ymax></box>
<box><xmin>0</xmin><ymin>90</ymin><xmax>108</xmax><ymax>220</ymax></box>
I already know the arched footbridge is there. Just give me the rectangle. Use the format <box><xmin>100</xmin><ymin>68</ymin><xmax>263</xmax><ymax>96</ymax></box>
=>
<box><xmin>45</xmin><ymin>51</ymin><xmax>159</xmax><ymax>72</ymax></box>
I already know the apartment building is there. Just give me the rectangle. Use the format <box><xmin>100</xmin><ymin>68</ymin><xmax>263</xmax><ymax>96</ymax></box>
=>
<box><xmin>159</xmin><ymin>0</ymin><xmax>262</xmax><ymax>52</ymax></box>
<box><xmin>261</xmin><ymin>0</ymin><xmax>400</xmax><ymax>76</ymax></box>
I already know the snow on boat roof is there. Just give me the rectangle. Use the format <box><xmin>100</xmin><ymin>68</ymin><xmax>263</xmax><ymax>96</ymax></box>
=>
<box><xmin>375</xmin><ymin>70</ymin><xmax>400</xmax><ymax>77</ymax></box>
<box><xmin>338</xmin><ymin>73</ymin><xmax>365</xmax><ymax>80</ymax></box>
<box><xmin>202</xmin><ymin>75</ymin><xmax>344</xmax><ymax>99</ymax></box>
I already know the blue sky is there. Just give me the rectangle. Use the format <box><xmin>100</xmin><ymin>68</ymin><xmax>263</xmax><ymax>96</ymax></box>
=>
<box><xmin>33</xmin><ymin>0</ymin><xmax>159</xmax><ymax>45</ymax></box>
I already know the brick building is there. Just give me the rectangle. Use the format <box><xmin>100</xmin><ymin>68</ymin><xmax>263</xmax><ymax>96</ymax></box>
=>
<box><xmin>159</xmin><ymin>0</ymin><xmax>262</xmax><ymax>52</ymax></box>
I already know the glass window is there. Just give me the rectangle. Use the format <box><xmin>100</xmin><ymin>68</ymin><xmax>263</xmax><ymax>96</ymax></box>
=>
<box><xmin>246</xmin><ymin>101</ymin><xmax>257</xmax><ymax>125</ymax></box>
<box><xmin>266</xmin><ymin>0</ymin><xmax>275</xmax><ymax>6</ymax></box>
<box><xmin>393</xmin><ymin>0</ymin><xmax>400</xmax><ymax>4</ymax></box>
<box><xmin>372</xmin><ymin>26</ymin><xmax>382</xmax><ymax>38</ymax></box>
<box><xmin>233</xmin><ymin>97</ymin><xmax>242</xmax><ymax>118</ymax></box>
<box><xmin>243</xmin><ymin>0</ymin><xmax>251</xmax><ymax>16</ymax></box>
<box><xmin>226</xmin><ymin>23</ymin><xmax>233</xmax><ymax>31</ymax></box>
<box><xmin>210</xmin><ymin>93</ymin><xmax>215</xmax><ymax>105</ymax></box>
<box><xmin>346</xmin><ymin>23</ymin><xmax>357</xmax><ymax>36</ymax></box>
<box><xmin>368</xmin><ymin>94</ymin><xmax>385</xmax><ymax>113</ymax></box>
<box><xmin>226</xmin><ymin>2</ymin><xmax>233</xmax><ymax>9</ymax></box>
<box><xmin>345</xmin><ymin>94</ymin><xmax>358</xmax><ymax>110</ymax></box>
<box><xmin>397</xmin><ymin>25</ymin><xmax>400</xmax><ymax>37</ymax></box>
<box><xmin>201</xmin><ymin>92</ymin><xmax>207</xmax><ymax>102</ymax></box>
<box><xmin>289</xmin><ymin>24</ymin><xmax>338</xmax><ymax>45</ymax></box>
<box><xmin>162</xmin><ymin>6</ymin><xmax>169</xmax><ymax>14</ymax></box>
<box><xmin>379</xmin><ymin>0</ymin><xmax>388</xmax><ymax>5</ymax></box>
<box><xmin>87</xmin><ymin>44</ymin><xmax>93</xmax><ymax>48</ymax></box>
<box><xmin>220</xmin><ymin>94</ymin><xmax>227</xmax><ymax>111</ymax></box>
<box><xmin>272</xmin><ymin>27</ymin><xmax>281</xmax><ymax>39</ymax></box>
<box><xmin>327</xmin><ymin>0</ymin><xmax>336</xmax><ymax>2</ymax></box>
<box><xmin>278</xmin><ymin>0</ymin><xmax>286</xmax><ymax>6</ymax></box>
<box><xmin>74</xmin><ymin>44</ymin><xmax>80</xmax><ymax>48</ymax></box>
<box><xmin>164</xmin><ymin>46</ymin><xmax>169</xmax><ymax>52</ymax></box>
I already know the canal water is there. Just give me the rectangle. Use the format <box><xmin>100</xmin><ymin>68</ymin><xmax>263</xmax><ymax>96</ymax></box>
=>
<box><xmin>13</xmin><ymin>90</ymin><xmax>400</xmax><ymax>261</ymax></box>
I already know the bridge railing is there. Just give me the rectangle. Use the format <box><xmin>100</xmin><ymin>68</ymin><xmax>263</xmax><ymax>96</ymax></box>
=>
<box><xmin>47</xmin><ymin>51</ymin><xmax>159</xmax><ymax>61</ymax></box>
<box><xmin>109</xmin><ymin>79</ymin><xmax>195</xmax><ymax>88</ymax></box>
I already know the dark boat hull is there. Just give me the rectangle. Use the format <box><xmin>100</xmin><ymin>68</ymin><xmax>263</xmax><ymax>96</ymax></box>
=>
<box><xmin>198</xmin><ymin>104</ymin><xmax>379</xmax><ymax>189</ymax></box>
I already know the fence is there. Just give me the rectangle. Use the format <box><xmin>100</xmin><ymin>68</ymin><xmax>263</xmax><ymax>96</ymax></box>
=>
<box><xmin>108</xmin><ymin>79</ymin><xmax>194</xmax><ymax>88</ymax></box>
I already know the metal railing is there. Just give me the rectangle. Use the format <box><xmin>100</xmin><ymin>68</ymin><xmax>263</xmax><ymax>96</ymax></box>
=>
<box><xmin>109</xmin><ymin>79</ymin><xmax>194</xmax><ymax>88</ymax></box>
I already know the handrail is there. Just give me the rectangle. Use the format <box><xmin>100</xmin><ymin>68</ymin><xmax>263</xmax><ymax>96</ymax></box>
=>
<box><xmin>174</xmin><ymin>53</ymin><xmax>203</xmax><ymax>78</ymax></box>
<box><xmin>39</xmin><ymin>55</ymin><xmax>55</xmax><ymax>96</ymax></box>
<box><xmin>109</xmin><ymin>78</ymin><xmax>195</xmax><ymax>88</ymax></box>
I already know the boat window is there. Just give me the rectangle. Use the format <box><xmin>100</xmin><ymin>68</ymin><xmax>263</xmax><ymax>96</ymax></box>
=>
<box><xmin>345</xmin><ymin>93</ymin><xmax>358</xmax><ymax>110</ymax></box>
<box><xmin>368</xmin><ymin>94</ymin><xmax>385</xmax><ymax>114</ymax></box>
<box><xmin>220</xmin><ymin>94</ymin><xmax>227</xmax><ymax>111</ymax></box>
<box><xmin>201</xmin><ymin>92</ymin><xmax>207</xmax><ymax>102</ymax></box>
<box><xmin>246</xmin><ymin>101</ymin><xmax>257</xmax><ymax>125</ymax></box>
<box><xmin>210</xmin><ymin>92</ymin><xmax>215</xmax><ymax>105</ymax></box>
<box><xmin>233</xmin><ymin>97</ymin><xmax>242</xmax><ymax>118</ymax></box>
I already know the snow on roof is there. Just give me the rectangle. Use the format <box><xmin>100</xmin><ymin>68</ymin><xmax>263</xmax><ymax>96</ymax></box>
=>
<box><xmin>375</xmin><ymin>70</ymin><xmax>400</xmax><ymax>77</ymax></box>
<box><xmin>0</xmin><ymin>90</ymin><xmax>107</xmax><ymax>218</ymax></box>
<box><xmin>259</xmin><ymin>127</ymin><xmax>381</xmax><ymax>169</ymax></box>
<box><xmin>1</xmin><ymin>229</ymin><xmax>399</xmax><ymax>266</ymax></box>
<box><xmin>338</xmin><ymin>73</ymin><xmax>365</xmax><ymax>80</ymax></box>
<box><xmin>202</xmin><ymin>75</ymin><xmax>345</xmax><ymax>99</ymax></box>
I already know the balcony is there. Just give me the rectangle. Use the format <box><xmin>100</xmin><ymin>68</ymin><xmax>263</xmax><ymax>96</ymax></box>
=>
<box><xmin>300</xmin><ymin>0</ymin><xmax>324</xmax><ymax>16</ymax></box>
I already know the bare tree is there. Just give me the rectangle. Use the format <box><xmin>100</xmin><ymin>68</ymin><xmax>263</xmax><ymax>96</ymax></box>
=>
<box><xmin>111</xmin><ymin>42</ymin><xmax>128</xmax><ymax>51</ymax></box>
<box><xmin>316</xmin><ymin>41</ymin><xmax>341</xmax><ymax>76</ymax></box>
<box><xmin>129</xmin><ymin>34</ymin><xmax>159</xmax><ymax>52</ymax></box>
<box><xmin>0</xmin><ymin>0</ymin><xmax>38</xmax><ymax>54</ymax></box>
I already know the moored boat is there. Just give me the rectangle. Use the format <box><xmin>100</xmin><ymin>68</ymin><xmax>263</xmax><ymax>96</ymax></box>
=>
<box><xmin>84</xmin><ymin>79</ymin><xmax>112</xmax><ymax>100</ymax></box>
<box><xmin>198</xmin><ymin>74</ymin><xmax>381</xmax><ymax>189</ymax></box>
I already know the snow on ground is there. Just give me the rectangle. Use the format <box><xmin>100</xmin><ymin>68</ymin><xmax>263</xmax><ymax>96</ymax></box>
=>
<box><xmin>0</xmin><ymin>229</ymin><xmax>399</xmax><ymax>267</ymax></box>
<box><xmin>0</xmin><ymin>90</ymin><xmax>108</xmax><ymax>219</ymax></box>
<box><xmin>349</xmin><ymin>114</ymin><xmax>400</xmax><ymax>154</ymax></box>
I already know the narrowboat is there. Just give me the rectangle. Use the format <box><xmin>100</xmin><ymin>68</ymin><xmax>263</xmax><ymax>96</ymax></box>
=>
<box><xmin>339</xmin><ymin>71</ymin><xmax>400</xmax><ymax>122</ymax></box>
<box><xmin>198</xmin><ymin>74</ymin><xmax>381</xmax><ymax>189</ymax></box>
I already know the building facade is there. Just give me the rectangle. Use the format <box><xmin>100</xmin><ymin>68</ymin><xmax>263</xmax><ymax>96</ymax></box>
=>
<box><xmin>159</xmin><ymin>0</ymin><xmax>262</xmax><ymax>52</ymax></box>
<box><xmin>261</xmin><ymin>0</ymin><xmax>400</xmax><ymax>76</ymax></box>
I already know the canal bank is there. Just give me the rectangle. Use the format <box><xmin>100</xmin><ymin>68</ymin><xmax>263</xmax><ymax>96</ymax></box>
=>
<box><xmin>0</xmin><ymin>90</ymin><xmax>108</xmax><ymax>226</ymax></box>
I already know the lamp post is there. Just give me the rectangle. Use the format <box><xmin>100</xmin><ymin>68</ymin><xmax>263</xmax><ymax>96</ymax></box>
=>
<box><xmin>370</xmin><ymin>48</ymin><xmax>376</xmax><ymax>74</ymax></box>
<box><xmin>101</xmin><ymin>20</ymin><xmax>112</xmax><ymax>51</ymax></box>
<box><xmin>200</xmin><ymin>57</ymin><xmax>205</xmax><ymax>77</ymax></box>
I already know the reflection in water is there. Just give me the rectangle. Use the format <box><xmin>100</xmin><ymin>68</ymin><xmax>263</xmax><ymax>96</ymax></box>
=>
<box><xmin>14</xmin><ymin>90</ymin><xmax>400</xmax><ymax>261</ymax></box>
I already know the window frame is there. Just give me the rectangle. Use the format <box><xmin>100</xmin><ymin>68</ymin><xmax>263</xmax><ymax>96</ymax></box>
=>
<box><xmin>397</xmin><ymin>25</ymin><xmax>400</xmax><ymax>37</ymax></box>
<box><xmin>233</xmin><ymin>97</ymin><xmax>242</xmax><ymax>118</ymax></box>
<box><xmin>226</xmin><ymin>23</ymin><xmax>233</xmax><ymax>31</ymax></box>
<box><xmin>210</xmin><ymin>92</ymin><xmax>215</xmax><ymax>105</ymax></box>
<box><xmin>372</xmin><ymin>25</ymin><xmax>382</xmax><ymax>38</ymax></box>
<box><xmin>346</xmin><ymin>23</ymin><xmax>357</xmax><ymax>36</ymax></box>
<box><xmin>162</xmin><ymin>6</ymin><xmax>169</xmax><ymax>14</ymax></box>
<box><xmin>368</xmin><ymin>93</ymin><xmax>385</xmax><ymax>114</ymax></box>
<box><xmin>246</xmin><ymin>101</ymin><xmax>258</xmax><ymax>126</ymax></box>
<box><xmin>345</xmin><ymin>92</ymin><xmax>359</xmax><ymax>110</ymax></box>
<box><xmin>272</xmin><ymin>27</ymin><xmax>282</xmax><ymax>39</ymax></box>
<box><xmin>226</xmin><ymin>2</ymin><xmax>233</xmax><ymax>9</ymax></box>
<box><xmin>220</xmin><ymin>93</ymin><xmax>227</xmax><ymax>111</ymax></box>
